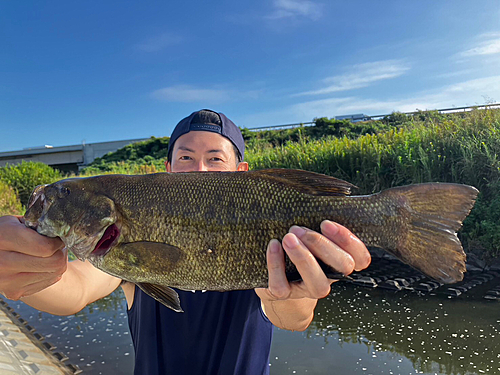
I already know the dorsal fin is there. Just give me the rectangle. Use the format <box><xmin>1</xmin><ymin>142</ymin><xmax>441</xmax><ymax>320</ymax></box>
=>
<box><xmin>249</xmin><ymin>169</ymin><xmax>356</xmax><ymax>196</ymax></box>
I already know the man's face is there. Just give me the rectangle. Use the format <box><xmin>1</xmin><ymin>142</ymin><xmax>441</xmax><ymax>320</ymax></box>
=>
<box><xmin>166</xmin><ymin>131</ymin><xmax>248</xmax><ymax>173</ymax></box>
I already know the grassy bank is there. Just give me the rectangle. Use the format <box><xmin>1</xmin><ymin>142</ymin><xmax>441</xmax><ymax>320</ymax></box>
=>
<box><xmin>2</xmin><ymin>107</ymin><xmax>500</xmax><ymax>260</ymax></box>
<box><xmin>245</xmin><ymin>109</ymin><xmax>500</xmax><ymax>259</ymax></box>
<box><xmin>247</xmin><ymin>109</ymin><xmax>500</xmax><ymax>192</ymax></box>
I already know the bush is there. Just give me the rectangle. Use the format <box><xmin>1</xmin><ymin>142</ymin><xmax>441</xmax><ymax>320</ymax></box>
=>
<box><xmin>0</xmin><ymin>161</ymin><xmax>63</xmax><ymax>207</ymax></box>
<box><xmin>461</xmin><ymin>180</ymin><xmax>500</xmax><ymax>260</ymax></box>
<box><xmin>90</xmin><ymin>137</ymin><xmax>170</xmax><ymax>165</ymax></box>
<box><xmin>0</xmin><ymin>180</ymin><xmax>23</xmax><ymax>216</ymax></box>
<box><xmin>80</xmin><ymin>159</ymin><xmax>165</xmax><ymax>175</ymax></box>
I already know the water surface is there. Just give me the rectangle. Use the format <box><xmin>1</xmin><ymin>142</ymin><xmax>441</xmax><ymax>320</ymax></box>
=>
<box><xmin>9</xmin><ymin>277</ymin><xmax>500</xmax><ymax>374</ymax></box>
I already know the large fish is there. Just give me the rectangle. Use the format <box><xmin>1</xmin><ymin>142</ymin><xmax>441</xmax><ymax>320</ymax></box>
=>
<box><xmin>24</xmin><ymin>169</ymin><xmax>478</xmax><ymax>312</ymax></box>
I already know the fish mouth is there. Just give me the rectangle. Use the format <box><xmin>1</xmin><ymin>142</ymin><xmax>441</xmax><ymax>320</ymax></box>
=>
<box><xmin>91</xmin><ymin>224</ymin><xmax>121</xmax><ymax>257</ymax></box>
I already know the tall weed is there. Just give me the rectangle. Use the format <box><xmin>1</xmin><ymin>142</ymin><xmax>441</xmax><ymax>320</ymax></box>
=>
<box><xmin>246</xmin><ymin>108</ymin><xmax>500</xmax><ymax>259</ymax></box>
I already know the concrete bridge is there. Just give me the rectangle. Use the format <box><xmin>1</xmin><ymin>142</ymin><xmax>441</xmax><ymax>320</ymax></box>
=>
<box><xmin>0</xmin><ymin>138</ymin><xmax>148</xmax><ymax>173</ymax></box>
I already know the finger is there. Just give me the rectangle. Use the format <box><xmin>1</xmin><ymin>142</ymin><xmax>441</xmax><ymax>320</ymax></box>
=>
<box><xmin>289</xmin><ymin>225</ymin><xmax>356</xmax><ymax>276</ymax></box>
<box><xmin>22</xmin><ymin>275</ymin><xmax>64</xmax><ymax>297</ymax></box>
<box><xmin>2</xmin><ymin>273</ymin><xmax>63</xmax><ymax>300</ymax></box>
<box><xmin>282</xmin><ymin>233</ymin><xmax>331</xmax><ymax>299</ymax></box>
<box><xmin>264</xmin><ymin>239</ymin><xmax>291</xmax><ymax>300</ymax></box>
<box><xmin>320</xmin><ymin>221</ymin><xmax>371</xmax><ymax>271</ymax></box>
<box><xmin>0</xmin><ymin>216</ymin><xmax>64</xmax><ymax>257</ymax></box>
<box><xmin>0</xmin><ymin>248</ymin><xmax>68</xmax><ymax>273</ymax></box>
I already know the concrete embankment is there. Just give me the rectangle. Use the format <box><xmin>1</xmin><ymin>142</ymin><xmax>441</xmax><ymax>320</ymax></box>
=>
<box><xmin>0</xmin><ymin>298</ymin><xmax>81</xmax><ymax>375</ymax></box>
<box><xmin>348</xmin><ymin>250</ymin><xmax>500</xmax><ymax>299</ymax></box>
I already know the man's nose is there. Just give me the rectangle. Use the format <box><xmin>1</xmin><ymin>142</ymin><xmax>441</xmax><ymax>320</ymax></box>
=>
<box><xmin>194</xmin><ymin>160</ymin><xmax>209</xmax><ymax>172</ymax></box>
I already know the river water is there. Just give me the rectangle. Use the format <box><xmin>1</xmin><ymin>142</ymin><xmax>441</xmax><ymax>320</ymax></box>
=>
<box><xmin>7</xmin><ymin>263</ymin><xmax>500</xmax><ymax>375</ymax></box>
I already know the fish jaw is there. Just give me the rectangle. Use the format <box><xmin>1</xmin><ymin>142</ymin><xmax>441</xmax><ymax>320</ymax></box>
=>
<box><xmin>24</xmin><ymin>189</ymin><xmax>72</xmax><ymax>239</ymax></box>
<box><xmin>24</xmin><ymin>179</ymin><xmax>120</xmax><ymax>261</ymax></box>
<box><xmin>28</xmin><ymin>213</ymin><xmax>120</xmax><ymax>262</ymax></box>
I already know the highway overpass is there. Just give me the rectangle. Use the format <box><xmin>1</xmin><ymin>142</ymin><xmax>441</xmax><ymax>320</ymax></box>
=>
<box><xmin>0</xmin><ymin>138</ymin><xmax>149</xmax><ymax>173</ymax></box>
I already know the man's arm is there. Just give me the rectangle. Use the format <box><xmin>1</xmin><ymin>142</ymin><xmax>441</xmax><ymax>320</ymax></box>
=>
<box><xmin>255</xmin><ymin>220</ymin><xmax>371</xmax><ymax>331</ymax></box>
<box><xmin>0</xmin><ymin>215</ymin><xmax>121</xmax><ymax>315</ymax></box>
<box><xmin>21</xmin><ymin>260</ymin><xmax>122</xmax><ymax>315</ymax></box>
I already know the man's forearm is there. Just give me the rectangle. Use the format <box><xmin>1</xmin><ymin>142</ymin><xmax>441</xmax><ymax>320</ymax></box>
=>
<box><xmin>21</xmin><ymin>260</ymin><xmax>120</xmax><ymax>316</ymax></box>
<box><xmin>261</xmin><ymin>297</ymin><xmax>317</xmax><ymax>331</ymax></box>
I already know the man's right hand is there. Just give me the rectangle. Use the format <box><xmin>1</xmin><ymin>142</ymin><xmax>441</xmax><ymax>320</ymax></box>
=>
<box><xmin>0</xmin><ymin>215</ymin><xmax>67</xmax><ymax>300</ymax></box>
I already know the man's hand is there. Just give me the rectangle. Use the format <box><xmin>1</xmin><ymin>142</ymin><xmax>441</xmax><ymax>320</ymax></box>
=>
<box><xmin>0</xmin><ymin>215</ymin><xmax>67</xmax><ymax>300</ymax></box>
<box><xmin>255</xmin><ymin>220</ymin><xmax>371</xmax><ymax>330</ymax></box>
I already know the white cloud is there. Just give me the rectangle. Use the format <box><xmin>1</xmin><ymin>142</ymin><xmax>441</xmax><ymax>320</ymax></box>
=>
<box><xmin>267</xmin><ymin>0</ymin><xmax>322</xmax><ymax>20</ymax></box>
<box><xmin>237</xmin><ymin>75</ymin><xmax>500</xmax><ymax>127</ymax></box>
<box><xmin>289</xmin><ymin>75</ymin><xmax>500</xmax><ymax>119</ymax></box>
<box><xmin>294</xmin><ymin>60</ymin><xmax>410</xmax><ymax>96</ymax></box>
<box><xmin>150</xmin><ymin>85</ymin><xmax>263</xmax><ymax>104</ymax></box>
<box><xmin>135</xmin><ymin>33</ymin><xmax>183</xmax><ymax>52</ymax></box>
<box><xmin>460</xmin><ymin>32</ymin><xmax>500</xmax><ymax>57</ymax></box>
<box><xmin>151</xmin><ymin>85</ymin><xmax>232</xmax><ymax>103</ymax></box>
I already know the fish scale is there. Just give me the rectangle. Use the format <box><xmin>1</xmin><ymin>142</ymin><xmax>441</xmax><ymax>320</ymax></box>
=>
<box><xmin>24</xmin><ymin>169</ymin><xmax>478</xmax><ymax>312</ymax></box>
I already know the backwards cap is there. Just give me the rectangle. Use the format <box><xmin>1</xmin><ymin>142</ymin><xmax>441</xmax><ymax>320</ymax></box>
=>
<box><xmin>167</xmin><ymin>109</ymin><xmax>245</xmax><ymax>161</ymax></box>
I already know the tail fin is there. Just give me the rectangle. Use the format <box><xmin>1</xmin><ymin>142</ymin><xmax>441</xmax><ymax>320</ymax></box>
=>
<box><xmin>381</xmin><ymin>183</ymin><xmax>478</xmax><ymax>284</ymax></box>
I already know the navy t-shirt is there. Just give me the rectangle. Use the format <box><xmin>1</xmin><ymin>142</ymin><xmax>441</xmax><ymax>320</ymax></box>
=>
<box><xmin>127</xmin><ymin>286</ymin><xmax>274</xmax><ymax>375</ymax></box>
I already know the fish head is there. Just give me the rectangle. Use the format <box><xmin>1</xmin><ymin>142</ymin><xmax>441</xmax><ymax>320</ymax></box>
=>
<box><xmin>24</xmin><ymin>178</ymin><xmax>120</xmax><ymax>261</ymax></box>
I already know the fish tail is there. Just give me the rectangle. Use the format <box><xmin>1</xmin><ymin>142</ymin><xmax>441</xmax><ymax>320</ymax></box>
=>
<box><xmin>379</xmin><ymin>183</ymin><xmax>478</xmax><ymax>284</ymax></box>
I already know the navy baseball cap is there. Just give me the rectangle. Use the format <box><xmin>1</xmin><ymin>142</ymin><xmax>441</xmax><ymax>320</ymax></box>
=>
<box><xmin>167</xmin><ymin>109</ymin><xmax>245</xmax><ymax>162</ymax></box>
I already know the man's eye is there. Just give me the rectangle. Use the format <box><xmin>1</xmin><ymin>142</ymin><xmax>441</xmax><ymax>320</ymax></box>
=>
<box><xmin>179</xmin><ymin>156</ymin><xmax>192</xmax><ymax>160</ymax></box>
<box><xmin>211</xmin><ymin>157</ymin><xmax>223</xmax><ymax>162</ymax></box>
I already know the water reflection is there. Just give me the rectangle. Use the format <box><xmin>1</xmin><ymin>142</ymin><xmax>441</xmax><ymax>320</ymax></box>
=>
<box><xmin>299</xmin><ymin>283</ymin><xmax>499</xmax><ymax>374</ymax></box>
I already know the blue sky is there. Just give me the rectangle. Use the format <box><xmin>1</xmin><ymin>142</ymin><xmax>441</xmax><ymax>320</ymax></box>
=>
<box><xmin>1</xmin><ymin>1</ymin><xmax>500</xmax><ymax>151</ymax></box>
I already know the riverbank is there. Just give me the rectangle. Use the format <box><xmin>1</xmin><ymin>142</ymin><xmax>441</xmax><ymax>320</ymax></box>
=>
<box><xmin>0</xmin><ymin>298</ymin><xmax>81</xmax><ymax>374</ymax></box>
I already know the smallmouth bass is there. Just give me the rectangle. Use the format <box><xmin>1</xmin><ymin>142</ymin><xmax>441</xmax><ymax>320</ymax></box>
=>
<box><xmin>24</xmin><ymin>169</ymin><xmax>478</xmax><ymax>312</ymax></box>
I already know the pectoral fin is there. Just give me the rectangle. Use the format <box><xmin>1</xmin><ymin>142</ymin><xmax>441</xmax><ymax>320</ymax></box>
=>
<box><xmin>137</xmin><ymin>282</ymin><xmax>184</xmax><ymax>313</ymax></box>
<box><xmin>118</xmin><ymin>242</ymin><xmax>185</xmax><ymax>272</ymax></box>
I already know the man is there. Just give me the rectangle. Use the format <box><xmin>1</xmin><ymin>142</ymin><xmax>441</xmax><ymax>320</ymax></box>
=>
<box><xmin>0</xmin><ymin>109</ymin><xmax>371</xmax><ymax>374</ymax></box>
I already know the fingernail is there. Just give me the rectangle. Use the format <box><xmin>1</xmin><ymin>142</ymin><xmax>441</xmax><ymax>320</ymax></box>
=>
<box><xmin>283</xmin><ymin>233</ymin><xmax>300</xmax><ymax>248</ymax></box>
<box><xmin>289</xmin><ymin>225</ymin><xmax>306</xmax><ymax>238</ymax></box>
<box><xmin>321</xmin><ymin>220</ymin><xmax>339</xmax><ymax>236</ymax></box>
<box><xmin>268</xmin><ymin>239</ymin><xmax>281</xmax><ymax>254</ymax></box>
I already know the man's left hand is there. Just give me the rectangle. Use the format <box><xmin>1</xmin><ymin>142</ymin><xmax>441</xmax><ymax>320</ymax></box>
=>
<box><xmin>256</xmin><ymin>220</ymin><xmax>371</xmax><ymax>304</ymax></box>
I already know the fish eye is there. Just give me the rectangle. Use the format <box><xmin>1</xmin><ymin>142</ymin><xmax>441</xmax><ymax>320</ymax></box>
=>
<box><xmin>58</xmin><ymin>186</ymin><xmax>71</xmax><ymax>198</ymax></box>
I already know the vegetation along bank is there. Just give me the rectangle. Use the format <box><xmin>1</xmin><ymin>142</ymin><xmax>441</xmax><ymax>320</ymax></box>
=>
<box><xmin>2</xmin><ymin>107</ymin><xmax>500</xmax><ymax>261</ymax></box>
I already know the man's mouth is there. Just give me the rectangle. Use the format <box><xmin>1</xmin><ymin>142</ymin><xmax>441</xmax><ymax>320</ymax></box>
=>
<box><xmin>92</xmin><ymin>224</ymin><xmax>120</xmax><ymax>256</ymax></box>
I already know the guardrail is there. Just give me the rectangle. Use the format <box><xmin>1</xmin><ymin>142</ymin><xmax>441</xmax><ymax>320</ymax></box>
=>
<box><xmin>247</xmin><ymin>103</ymin><xmax>500</xmax><ymax>131</ymax></box>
